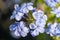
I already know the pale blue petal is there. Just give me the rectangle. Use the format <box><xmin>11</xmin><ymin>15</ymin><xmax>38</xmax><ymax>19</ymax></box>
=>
<box><xmin>29</xmin><ymin>23</ymin><xmax>37</xmax><ymax>29</ymax></box>
<box><xmin>30</xmin><ymin>29</ymin><xmax>39</xmax><ymax>37</ymax></box>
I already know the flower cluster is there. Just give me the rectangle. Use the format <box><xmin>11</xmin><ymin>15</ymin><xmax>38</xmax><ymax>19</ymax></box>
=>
<box><xmin>9</xmin><ymin>2</ymin><xmax>48</xmax><ymax>38</ymax></box>
<box><xmin>44</xmin><ymin>0</ymin><xmax>60</xmax><ymax>18</ymax></box>
<box><xmin>51</xmin><ymin>6</ymin><xmax>60</xmax><ymax>18</ymax></box>
<box><xmin>29</xmin><ymin>10</ymin><xmax>47</xmax><ymax>37</ymax></box>
<box><xmin>10</xmin><ymin>2</ymin><xmax>33</xmax><ymax>21</ymax></box>
<box><xmin>9</xmin><ymin>2</ymin><xmax>33</xmax><ymax>38</ymax></box>
<box><xmin>44</xmin><ymin>0</ymin><xmax>58</xmax><ymax>8</ymax></box>
<box><xmin>9</xmin><ymin>21</ymin><xmax>29</xmax><ymax>38</ymax></box>
<box><xmin>44</xmin><ymin>0</ymin><xmax>60</xmax><ymax>38</ymax></box>
<box><xmin>46</xmin><ymin>22</ymin><xmax>60</xmax><ymax>36</ymax></box>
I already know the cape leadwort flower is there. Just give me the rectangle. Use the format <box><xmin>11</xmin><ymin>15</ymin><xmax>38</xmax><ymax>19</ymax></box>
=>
<box><xmin>10</xmin><ymin>2</ymin><xmax>33</xmax><ymax>21</ymax></box>
<box><xmin>46</xmin><ymin>22</ymin><xmax>60</xmax><ymax>36</ymax></box>
<box><xmin>9</xmin><ymin>2</ymin><xmax>48</xmax><ymax>38</ymax></box>
<box><xmin>20</xmin><ymin>2</ymin><xmax>33</xmax><ymax>13</ymax></box>
<box><xmin>44</xmin><ymin>0</ymin><xmax>58</xmax><ymax>8</ymax></box>
<box><xmin>51</xmin><ymin>6</ymin><xmax>60</xmax><ymax>18</ymax></box>
<box><xmin>29</xmin><ymin>10</ymin><xmax>47</xmax><ymax>37</ymax></box>
<box><xmin>9</xmin><ymin>21</ymin><xmax>29</xmax><ymax>38</ymax></box>
<box><xmin>10</xmin><ymin>4</ymin><xmax>24</xmax><ymax>21</ymax></box>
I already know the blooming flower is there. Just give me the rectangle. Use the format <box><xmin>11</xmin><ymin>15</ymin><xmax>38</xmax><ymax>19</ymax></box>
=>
<box><xmin>51</xmin><ymin>6</ymin><xmax>60</xmax><ymax>18</ymax></box>
<box><xmin>9</xmin><ymin>2</ymin><xmax>48</xmax><ymax>38</ymax></box>
<box><xmin>15</xmin><ymin>12</ymin><xmax>24</xmax><ymax>21</ymax></box>
<box><xmin>35</xmin><ymin>19</ymin><xmax>46</xmax><ymax>27</ymax></box>
<box><xmin>10</xmin><ymin>4</ymin><xmax>24</xmax><ymax>21</ymax></box>
<box><xmin>46</xmin><ymin>22</ymin><xmax>60</xmax><ymax>36</ymax></box>
<box><xmin>10</xmin><ymin>29</ymin><xmax>21</xmax><ymax>39</ymax></box>
<box><xmin>29</xmin><ymin>22</ymin><xmax>45</xmax><ymax>37</ymax></box>
<box><xmin>20</xmin><ymin>2</ymin><xmax>33</xmax><ymax>14</ymax></box>
<box><xmin>30</xmin><ymin>28</ymin><xmax>40</xmax><ymax>37</ymax></box>
<box><xmin>9</xmin><ymin>21</ymin><xmax>29</xmax><ymax>38</ymax></box>
<box><xmin>9</xmin><ymin>22</ymin><xmax>19</xmax><ymax>31</ymax></box>
<box><xmin>29</xmin><ymin>23</ymin><xmax>37</xmax><ymax>29</ymax></box>
<box><xmin>44</xmin><ymin>0</ymin><xmax>58</xmax><ymax>8</ymax></box>
<box><xmin>29</xmin><ymin>10</ymin><xmax>47</xmax><ymax>37</ymax></box>
<box><xmin>10</xmin><ymin>2</ymin><xmax>33</xmax><ymax>21</ymax></box>
<box><xmin>32</xmin><ymin>10</ymin><xmax>44</xmax><ymax>20</ymax></box>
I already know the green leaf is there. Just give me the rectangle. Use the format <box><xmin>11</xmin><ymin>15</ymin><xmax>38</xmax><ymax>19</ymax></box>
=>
<box><xmin>34</xmin><ymin>33</ymin><xmax>51</xmax><ymax>40</ymax></box>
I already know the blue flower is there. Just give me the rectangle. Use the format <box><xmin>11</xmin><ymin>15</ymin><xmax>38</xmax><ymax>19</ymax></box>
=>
<box><xmin>46</xmin><ymin>22</ymin><xmax>60</xmax><ymax>36</ymax></box>
<box><xmin>29</xmin><ymin>10</ymin><xmax>47</xmax><ymax>37</ymax></box>
<box><xmin>10</xmin><ymin>2</ymin><xmax>34</xmax><ymax>21</ymax></box>
<box><xmin>10</xmin><ymin>4</ymin><xmax>24</xmax><ymax>21</ymax></box>
<box><xmin>20</xmin><ymin>31</ymin><xmax>27</xmax><ymax>37</ymax></box>
<box><xmin>35</xmin><ymin>19</ymin><xmax>46</xmax><ymax>27</ymax></box>
<box><xmin>10</xmin><ymin>2</ymin><xmax>48</xmax><ymax>38</ymax></box>
<box><xmin>20</xmin><ymin>2</ymin><xmax>33</xmax><ymax>14</ymax></box>
<box><xmin>10</xmin><ymin>29</ymin><xmax>21</xmax><ymax>39</ymax></box>
<box><xmin>9</xmin><ymin>21</ymin><xmax>29</xmax><ymax>38</ymax></box>
<box><xmin>14</xmin><ymin>4</ymin><xmax>21</xmax><ymax>13</ymax></box>
<box><xmin>14</xmin><ymin>4</ymin><xmax>19</xmax><ymax>10</ymax></box>
<box><xmin>18</xmin><ymin>21</ymin><xmax>29</xmax><ymax>37</ymax></box>
<box><xmin>29</xmin><ymin>23</ymin><xmax>39</xmax><ymax>37</ymax></box>
<box><xmin>10</xmin><ymin>11</ymin><xmax>17</xmax><ymax>19</ymax></box>
<box><xmin>15</xmin><ymin>12</ymin><xmax>24</xmax><ymax>21</ymax></box>
<box><xmin>9</xmin><ymin>22</ymin><xmax>19</xmax><ymax>31</ymax></box>
<box><xmin>29</xmin><ymin>22</ymin><xmax>45</xmax><ymax>37</ymax></box>
<box><xmin>29</xmin><ymin>23</ymin><xmax>37</xmax><ymax>29</ymax></box>
<box><xmin>51</xmin><ymin>6</ymin><xmax>60</xmax><ymax>18</ymax></box>
<box><xmin>30</xmin><ymin>28</ymin><xmax>39</xmax><ymax>37</ymax></box>
<box><xmin>37</xmin><ymin>27</ymin><xmax>45</xmax><ymax>33</ymax></box>
<box><xmin>55</xmin><ymin>23</ymin><xmax>60</xmax><ymax>36</ymax></box>
<box><xmin>29</xmin><ymin>24</ymin><xmax>45</xmax><ymax>37</ymax></box>
<box><xmin>32</xmin><ymin>10</ymin><xmax>44</xmax><ymax>20</ymax></box>
<box><xmin>44</xmin><ymin>0</ymin><xmax>58</xmax><ymax>8</ymax></box>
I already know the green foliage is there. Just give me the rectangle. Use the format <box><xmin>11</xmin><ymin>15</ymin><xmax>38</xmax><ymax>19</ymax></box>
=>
<box><xmin>34</xmin><ymin>33</ymin><xmax>52</xmax><ymax>40</ymax></box>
